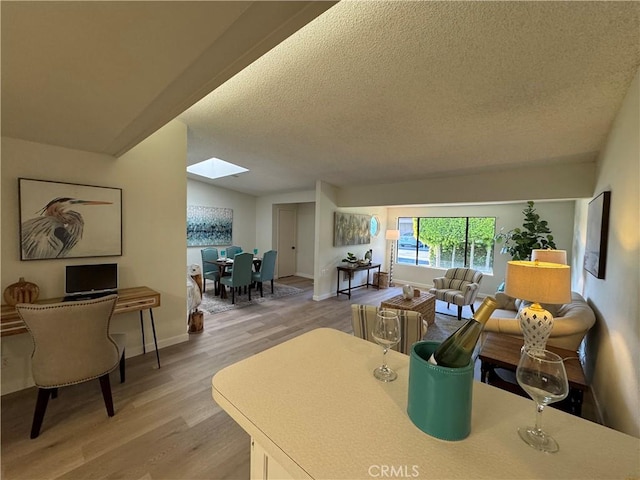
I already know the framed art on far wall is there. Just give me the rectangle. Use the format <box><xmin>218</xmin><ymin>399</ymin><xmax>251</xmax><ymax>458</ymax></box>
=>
<box><xmin>186</xmin><ymin>205</ymin><xmax>233</xmax><ymax>247</ymax></box>
<box><xmin>333</xmin><ymin>212</ymin><xmax>371</xmax><ymax>247</ymax></box>
<box><xmin>584</xmin><ymin>190</ymin><xmax>611</xmax><ymax>279</ymax></box>
<box><xmin>19</xmin><ymin>178</ymin><xmax>123</xmax><ymax>261</ymax></box>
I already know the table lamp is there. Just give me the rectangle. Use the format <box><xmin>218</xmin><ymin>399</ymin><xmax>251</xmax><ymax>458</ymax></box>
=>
<box><xmin>385</xmin><ymin>230</ymin><xmax>400</xmax><ymax>286</ymax></box>
<box><xmin>531</xmin><ymin>249</ymin><xmax>567</xmax><ymax>265</ymax></box>
<box><xmin>505</xmin><ymin>260</ymin><xmax>571</xmax><ymax>352</ymax></box>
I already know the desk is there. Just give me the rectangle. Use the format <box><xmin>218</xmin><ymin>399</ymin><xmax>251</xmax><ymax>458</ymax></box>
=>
<box><xmin>479</xmin><ymin>333</ymin><xmax>588</xmax><ymax>417</ymax></box>
<box><xmin>1</xmin><ymin>286</ymin><xmax>162</xmax><ymax>368</ymax></box>
<box><xmin>336</xmin><ymin>263</ymin><xmax>381</xmax><ymax>299</ymax></box>
<box><xmin>212</xmin><ymin>328</ymin><xmax>639</xmax><ymax>480</ymax></box>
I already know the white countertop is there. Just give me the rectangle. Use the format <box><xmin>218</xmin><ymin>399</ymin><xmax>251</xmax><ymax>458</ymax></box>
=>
<box><xmin>212</xmin><ymin>328</ymin><xmax>639</xmax><ymax>480</ymax></box>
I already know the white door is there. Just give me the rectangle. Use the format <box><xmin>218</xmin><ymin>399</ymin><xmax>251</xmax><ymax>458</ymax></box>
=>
<box><xmin>277</xmin><ymin>208</ymin><xmax>296</xmax><ymax>277</ymax></box>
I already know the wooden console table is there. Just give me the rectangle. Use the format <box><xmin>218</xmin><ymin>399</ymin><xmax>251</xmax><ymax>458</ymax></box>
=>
<box><xmin>336</xmin><ymin>263</ymin><xmax>381</xmax><ymax>299</ymax></box>
<box><xmin>1</xmin><ymin>286</ymin><xmax>162</xmax><ymax>368</ymax></box>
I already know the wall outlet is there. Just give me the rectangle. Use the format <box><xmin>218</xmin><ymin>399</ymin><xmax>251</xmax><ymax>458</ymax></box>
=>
<box><xmin>1</xmin><ymin>357</ymin><xmax>9</xmax><ymax>367</ymax></box>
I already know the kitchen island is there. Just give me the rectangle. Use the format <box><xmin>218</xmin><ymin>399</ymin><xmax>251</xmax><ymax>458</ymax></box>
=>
<box><xmin>212</xmin><ymin>328</ymin><xmax>639</xmax><ymax>480</ymax></box>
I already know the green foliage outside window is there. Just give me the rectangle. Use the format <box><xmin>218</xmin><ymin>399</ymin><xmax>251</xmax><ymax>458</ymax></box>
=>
<box><xmin>399</xmin><ymin>216</ymin><xmax>496</xmax><ymax>273</ymax></box>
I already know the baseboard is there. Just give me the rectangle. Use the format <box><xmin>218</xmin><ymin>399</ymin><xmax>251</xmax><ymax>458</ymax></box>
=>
<box><xmin>295</xmin><ymin>272</ymin><xmax>314</xmax><ymax>279</ymax></box>
<box><xmin>126</xmin><ymin>332</ymin><xmax>189</xmax><ymax>357</ymax></box>
<box><xmin>313</xmin><ymin>292</ymin><xmax>335</xmax><ymax>301</ymax></box>
<box><xmin>391</xmin><ymin>279</ymin><xmax>432</xmax><ymax>291</ymax></box>
<box><xmin>1</xmin><ymin>377</ymin><xmax>35</xmax><ymax>396</ymax></box>
<box><xmin>1</xmin><ymin>333</ymin><xmax>190</xmax><ymax>396</ymax></box>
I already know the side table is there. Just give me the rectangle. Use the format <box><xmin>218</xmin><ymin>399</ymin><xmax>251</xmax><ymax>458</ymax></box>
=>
<box><xmin>478</xmin><ymin>333</ymin><xmax>589</xmax><ymax>417</ymax></box>
<box><xmin>380</xmin><ymin>292</ymin><xmax>436</xmax><ymax>326</ymax></box>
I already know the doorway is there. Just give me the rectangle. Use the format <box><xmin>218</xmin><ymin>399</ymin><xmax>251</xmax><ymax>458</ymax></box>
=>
<box><xmin>276</xmin><ymin>207</ymin><xmax>297</xmax><ymax>277</ymax></box>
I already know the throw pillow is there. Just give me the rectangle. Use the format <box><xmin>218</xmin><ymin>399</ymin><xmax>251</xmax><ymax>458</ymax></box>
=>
<box><xmin>495</xmin><ymin>292</ymin><xmax>517</xmax><ymax>310</ymax></box>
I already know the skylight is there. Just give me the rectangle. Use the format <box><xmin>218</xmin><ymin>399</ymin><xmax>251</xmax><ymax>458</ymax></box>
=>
<box><xmin>187</xmin><ymin>157</ymin><xmax>248</xmax><ymax>180</ymax></box>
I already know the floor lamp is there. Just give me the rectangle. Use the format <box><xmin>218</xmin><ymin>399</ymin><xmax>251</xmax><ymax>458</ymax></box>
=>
<box><xmin>385</xmin><ymin>230</ymin><xmax>400</xmax><ymax>286</ymax></box>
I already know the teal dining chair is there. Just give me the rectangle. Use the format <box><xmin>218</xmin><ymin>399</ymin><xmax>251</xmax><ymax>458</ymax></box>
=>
<box><xmin>225</xmin><ymin>245</ymin><xmax>242</xmax><ymax>259</ymax></box>
<box><xmin>252</xmin><ymin>250</ymin><xmax>277</xmax><ymax>297</ymax></box>
<box><xmin>200</xmin><ymin>248</ymin><xmax>220</xmax><ymax>292</ymax></box>
<box><xmin>224</xmin><ymin>246</ymin><xmax>242</xmax><ymax>276</ymax></box>
<box><xmin>219</xmin><ymin>252</ymin><xmax>253</xmax><ymax>304</ymax></box>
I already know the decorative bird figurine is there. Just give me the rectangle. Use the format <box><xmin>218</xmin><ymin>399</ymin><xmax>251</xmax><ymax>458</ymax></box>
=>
<box><xmin>21</xmin><ymin>197</ymin><xmax>112</xmax><ymax>259</ymax></box>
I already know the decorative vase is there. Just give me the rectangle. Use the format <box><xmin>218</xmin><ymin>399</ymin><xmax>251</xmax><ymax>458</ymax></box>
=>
<box><xmin>402</xmin><ymin>284</ymin><xmax>413</xmax><ymax>300</ymax></box>
<box><xmin>518</xmin><ymin>303</ymin><xmax>554</xmax><ymax>352</ymax></box>
<box><xmin>3</xmin><ymin>277</ymin><xmax>40</xmax><ymax>305</ymax></box>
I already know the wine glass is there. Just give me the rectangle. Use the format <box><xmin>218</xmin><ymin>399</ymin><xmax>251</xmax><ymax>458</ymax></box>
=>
<box><xmin>372</xmin><ymin>309</ymin><xmax>400</xmax><ymax>382</ymax></box>
<box><xmin>516</xmin><ymin>348</ymin><xmax>569</xmax><ymax>453</ymax></box>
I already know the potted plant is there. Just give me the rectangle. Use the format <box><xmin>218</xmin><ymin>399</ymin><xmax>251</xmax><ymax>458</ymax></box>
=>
<box><xmin>342</xmin><ymin>252</ymin><xmax>358</xmax><ymax>265</ymax></box>
<box><xmin>495</xmin><ymin>201</ymin><xmax>557</xmax><ymax>261</ymax></box>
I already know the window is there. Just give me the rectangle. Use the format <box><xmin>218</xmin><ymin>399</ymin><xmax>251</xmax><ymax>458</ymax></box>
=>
<box><xmin>396</xmin><ymin>217</ymin><xmax>496</xmax><ymax>274</ymax></box>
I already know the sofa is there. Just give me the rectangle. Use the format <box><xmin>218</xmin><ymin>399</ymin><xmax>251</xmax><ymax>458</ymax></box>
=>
<box><xmin>483</xmin><ymin>291</ymin><xmax>596</xmax><ymax>351</ymax></box>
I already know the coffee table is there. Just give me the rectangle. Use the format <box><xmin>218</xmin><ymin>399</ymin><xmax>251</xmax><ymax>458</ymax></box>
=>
<box><xmin>380</xmin><ymin>292</ymin><xmax>435</xmax><ymax>326</ymax></box>
<box><xmin>478</xmin><ymin>333</ymin><xmax>589</xmax><ymax>417</ymax></box>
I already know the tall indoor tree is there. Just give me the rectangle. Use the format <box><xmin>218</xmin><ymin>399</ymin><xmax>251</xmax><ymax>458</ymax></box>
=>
<box><xmin>495</xmin><ymin>201</ymin><xmax>557</xmax><ymax>261</ymax></box>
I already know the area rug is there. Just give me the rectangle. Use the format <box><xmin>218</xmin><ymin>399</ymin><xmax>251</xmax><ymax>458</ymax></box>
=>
<box><xmin>424</xmin><ymin>312</ymin><xmax>464</xmax><ymax>343</ymax></box>
<box><xmin>199</xmin><ymin>283</ymin><xmax>304</xmax><ymax>314</ymax></box>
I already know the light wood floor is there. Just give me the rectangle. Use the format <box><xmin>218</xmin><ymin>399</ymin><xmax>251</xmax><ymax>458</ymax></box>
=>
<box><xmin>1</xmin><ymin>277</ymin><xmax>599</xmax><ymax>479</ymax></box>
<box><xmin>1</xmin><ymin>277</ymin><xmax>407</xmax><ymax>480</ymax></box>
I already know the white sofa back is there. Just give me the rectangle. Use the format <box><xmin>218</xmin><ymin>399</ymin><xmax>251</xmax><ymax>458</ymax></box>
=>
<box><xmin>484</xmin><ymin>291</ymin><xmax>596</xmax><ymax>351</ymax></box>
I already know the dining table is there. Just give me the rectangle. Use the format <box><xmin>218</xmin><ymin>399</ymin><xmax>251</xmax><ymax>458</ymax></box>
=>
<box><xmin>205</xmin><ymin>257</ymin><xmax>262</xmax><ymax>299</ymax></box>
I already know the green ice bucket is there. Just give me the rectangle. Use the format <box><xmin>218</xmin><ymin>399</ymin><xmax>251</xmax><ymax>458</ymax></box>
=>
<box><xmin>407</xmin><ymin>341</ymin><xmax>474</xmax><ymax>441</ymax></box>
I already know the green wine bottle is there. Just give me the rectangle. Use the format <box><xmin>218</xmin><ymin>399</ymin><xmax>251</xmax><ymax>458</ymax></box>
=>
<box><xmin>428</xmin><ymin>296</ymin><xmax>498</xmax><ymax>368</ymax></box>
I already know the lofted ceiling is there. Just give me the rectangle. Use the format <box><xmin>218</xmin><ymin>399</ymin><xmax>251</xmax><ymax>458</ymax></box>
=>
<box><xmin>1</xmin><ymin>1</ymin><xmax>335</xmax><ymax>156</ymax></box>
<box><xmin>3</xmin><ymin>1</ymin><xmax>639</xmax><ymax>197</ymax></box>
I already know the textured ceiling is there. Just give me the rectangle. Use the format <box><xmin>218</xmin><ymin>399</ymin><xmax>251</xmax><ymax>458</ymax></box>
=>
<box><xmin>1</xmin><ymin>1</ymin><xmax>334</xmax><ymax>156</ymax></box>
<box><xmin>181</xmin><ymin>1</ymin><xmax>640</xmax><ymax>196</ymax></box>
<box><xmin>2</xmin><ymin>1</ymin><xmax>639</xmax><ymax>198</ymax></box>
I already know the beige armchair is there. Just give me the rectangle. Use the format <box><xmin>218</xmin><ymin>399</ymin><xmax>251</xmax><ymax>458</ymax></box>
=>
<box><xmin>429</xmin><ymin>268</ymin><xmax>483</xmax><ymax>320</ymax></box>
<box><xmin>351</xmin><ymin>304</ymin><xmax>427</xmax><ymax>354</ymax></box>
<box><xmin>16</xmin><ymin>295</ymin><xmax>126</xmax><ymax>438</ymax></box>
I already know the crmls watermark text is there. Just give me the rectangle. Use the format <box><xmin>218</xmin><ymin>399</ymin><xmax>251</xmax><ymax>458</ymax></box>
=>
<box><xmin>368</xmin><ymin>465</ymin><xmax>420</xmax><ymax>478</ymax></box>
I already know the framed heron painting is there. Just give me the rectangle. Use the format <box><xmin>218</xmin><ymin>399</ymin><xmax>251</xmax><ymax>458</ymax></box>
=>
<box><xmin>19</xmin><ymin>178</ymin><xmax>123</xmax><ymax>261</ymax></box>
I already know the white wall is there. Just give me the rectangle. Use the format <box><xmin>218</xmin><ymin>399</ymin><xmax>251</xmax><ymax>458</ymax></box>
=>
<box><xmin>314</xmin><ymin>180</ymin><xmax>388</xmax><ymax>300</ymax></box>
<box><xmin>314</xmin><ymin>181</ymin><xmax>340</xmax><ymax>300</ymax></box>
<box><xmin>577</xmin><ymin>69</ymin><xmax>639</xmax><ymax>437</ymax></box>
<box><xmin>386</xmin><ymin>201</ymin><xmax>576</xmax><ymax>295</ymax></box>
<box><xmin>338</xmin><ymin>162</ymin><xmax>596</xmax><ymax>207</ymax></box>
<box><xmin>1</xmin><ymin>121</ymin><xmax>188</xmax><ymax>394</ymax></box>
<box><xmin>186</xmin><ymin>184</ymin><xmax>317</xmax><ymax>279</ymax></box>
<box><xmin>255</xmin><ymin>190</ymin><xmax>316</xmax><ymax>279</ymax></box>
<box><xmin>186</xmin><ymin>179</ymin><xmax>257</xmax><ymax>268</ymax></box>
<box><xmin>295</xmin><ymin>202</ymin><xmax>315</xmax><ymax>278</ymax></box>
